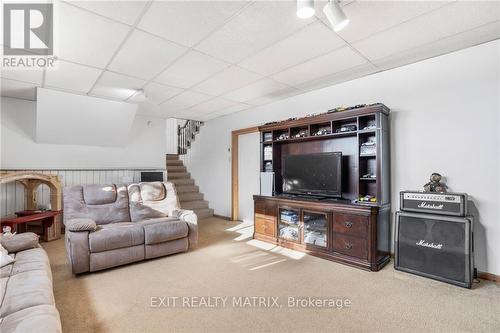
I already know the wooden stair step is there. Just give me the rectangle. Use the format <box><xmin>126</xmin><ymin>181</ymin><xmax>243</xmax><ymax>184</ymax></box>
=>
<box><xmin>166</xmin><ymin>159</ymin><xmax>183</xmax><ymax>166</ymax></box>
<box><xmin>167</xmin><ymin>172</ymin><xmax>190</xmax><ymax>179</ymax></box>
<box><xmin>166</xmin><ymin>154</ymin><xmax>179</xmax><ymax>160</ymax></box>
<box><xmin>181</xmin><ymin>200</ymin><xmax>209</xmax><ymax>210</ymax></box>
<box><xmin>166</xmin><ymin>165</ymin><xmax>186</xmax><ymax>172</ymax></box>
<box><xmin>174</xmin><ymin>185</ymin><xmax>199</xmax><ymax>193</ymax></box>
<box><xmin>170</xmin><ymin>178</ymin><xmax>195</xmax><ymax>185</ymax></box>
<box><xmin>179</xmin><ymin>192</ymin><xmax>204</xmax><ymax>202</ymax></box>
<box><xmin>192</xmin><ymin>208</ymin><xmax>214</xmax><ymax>219</ymax></box>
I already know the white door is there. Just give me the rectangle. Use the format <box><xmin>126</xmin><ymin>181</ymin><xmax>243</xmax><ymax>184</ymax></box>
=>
<box><xmin>238</xmin><ymin>132</ymin><xmax>260</xmax><ymax>222</ymax></box>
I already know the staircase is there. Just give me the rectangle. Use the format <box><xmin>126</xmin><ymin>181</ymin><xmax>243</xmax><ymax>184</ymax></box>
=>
<box><xmin>166</xmin><ymin>154</ymin><xmax>214</xmax><ymax>219</ymax></box>
<box><xmin>178</xmin><ymin>120</ymin><xmax>203</xmax><ymax>155</ymax></box>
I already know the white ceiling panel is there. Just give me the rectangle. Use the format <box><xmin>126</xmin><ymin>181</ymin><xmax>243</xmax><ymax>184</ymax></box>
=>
<box><xmin>373</xmin><ymin>20</ymin><xmax>500</xmax><ymax>72</ymax></box>
<box><xmin>160</xmin><ymin>90</ymin><xmax>213</xmax><ymax>113</ymax></box>
<box><xmin>108</xmin><ymin>30</ymin><xmax>187</xmax><ymax>80</ymax></box>
<box><xmin>0</xmin><ymin>68</ymin><xmax>44</xmax><ymax>85</ymax></box>
<box><xmin>239</xmin><ymin>22</ymin><xmax>346</xmax><ymax>76</ymax></box>
<box><xmin>187</xmin><ymin>97</ymin><xmax>238</xmax><ymax>114</ymax></box>
<box><xmin>1</xmin><ymin>79</ymin><xmax>38</xmax><ymax>100</ymax></box>
<box><xmin>57</xmin><ymin>1</ymin><xmax>130</xmax><ymax>68</ymax></box>
<box><xmin>352</xmin><ymin>1</ymin><xmax>500</xmax><ymax>61</ymax></box>
<box><xmin>67</xmin><ymin>0</ymin><xmax>147</xmax><ymax>25</ymax></box>
<box><xmin>155</xmin><ymin>51</ymin><xmax>230</xmax><ymax>89</ymax></box>
<box><xmin>195</xmin><ymin>1</ymin><xmax>315</xmax><ymax>63</ymax></box>
<box><xmin>223</xmin><ymin>78</ymin><xmax>296</xmax><ymax>104</ymax></box>
<box><xmin>297</xmin><ymin>63</ymin><xmax>378</xmax><ymax>91</ymax></box>
<box><xmin>91</xmin><ymin>71</ymin><xmax>147</xmax><ymax>100</ymax></box>
<box><xmin>128</xmin><ymin>82</ymin><xmax>182</xmax><ymax>105</ymax></box>
<box><xmin>192</xmin><ymin>66</ymin><xmax>262</xmax><ymax>96</ymax></box>
<box><xmin>138</xmin><ymin>1</ymin><xmax>248</xmax><ymax>47</ymax></box>
<box><xmin>328</xmin><ymin>1</ymin><xmax>449</xmax><ymax>43</ymax></box>
<box><xmin>272</xmin><ymin>47</ymin><xmax>368</xmax><ymax>87</ymax></box>
<box><xmin>208</xmin><ymin>102</ymin><xmax>251</xmax><ymax>118</ymax></box>
<box><xmin>45</xmin><ymin>60</ymin><xmax>102</xmax><ymax>93</ymax></box>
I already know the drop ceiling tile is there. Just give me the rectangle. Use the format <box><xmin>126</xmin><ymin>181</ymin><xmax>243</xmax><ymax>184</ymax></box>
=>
<box><xmin>128</xmin><ymin>82</ymin><xmax>182</xmax><ymax>105</ymax></box>
<box><xmin>108</xmin><ymin>30</ymin><xmax>187</xmax><ymax>80</ymax></box>
<box><xmin>57</xmin><ymin>1</ymin><xmax>130</xmax><ymax>68</ymax></box>
<box><xmin>138</xmin><ymin>1</ymin><xmax>247</xmax><ymax>47</ymax></box>
<box><xmin>373</xmin><ymin>20</ymin><xmax>500</xmax><ymax>72</ymax></box>
<box><xmin>352</xmin><ymin>1</ymin><xmax>500</xmax><ymax>61</ymax></box>
<box><xmin>195</xmin><ymin>1</ymin><xmax>315</xmax><ymax>63</ymax></box>
<box><xmin>67</xmin><ymin>1</ymin><xmax>147</xmax><ymax>25</ymax></box>
<box><xmin>155</xmin><ymin>51</ymin><xmax>230</xmax><ymax>89</ymax></box>
<box><xmin>1</xmin><ymin>79</ymin><xmax>38</xmax><ymax>100</ymax></box>
<box><xmin>247</xmin><ymin>86</ymin><xmax>302</xmax><ymax>106</ymax></box>
<box><xmin>296</xmin><ymin>63</ymin><xmax>379</xmax><ymax>91</ymax></box>
<box><xmin>45</xmin><ymin>60</ymin><xmax>102</xmax><ymax>93</ymax></box>
<box><xmin>0</xmin><ymin>68</ymin><xmax>44</xmax><ymax>84</ymax></box>
<box><xmin>160</xmin><ymin>90</ymin><xmax>213</xmax><ymax>113</ymax></box>
<box><xmin>91</xmin><ymin>71</ymin><xmax>147</xmax><ymax>100</ymax></box>
<box><xmin>324</xmin><ymin>1</ymin><xmax>449</xmax><ymax>43</ymax></box>
<box><xmin>187</xmin><ymin>97</ymin><xmax>238</xmax><ymax>114</ymax></box>
<box><xmin>162</xmin><ymin>109</ymin><xmax>205</xmax><ymax>121</ymax></box>
<box><xmin>223</xmin><ymin>78</ymin><xmax>296</xmax><ymax>104</ymax></box>
<box><xmin>239</xmin><ymin>22</ymin><xmax>346</xmax><ymax>76</ymax></box>
<box><xmin>272</xmin><ymin>47</ymin><xmax>367</xmax><ymax>87</ymax></box>
<box><xmin>191</xmin><ymin>66</ymin><xmax>262</xmax><ymax>96</ymax></box>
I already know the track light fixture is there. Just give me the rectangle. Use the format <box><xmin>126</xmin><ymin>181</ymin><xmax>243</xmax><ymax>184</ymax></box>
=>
<box><xmin>296</xmin><ymin>0</ymin><xmax>315</xmax><ymax>19</ymax></box>
<box><xmin>323</xmin><ymin>0</ymin><xmax>349</xmax><ymax>32</ymax></box>
<box><xmin>132</xmin><ymin>88</ymin><xmax>147</xmax><ymax>102</ymax></box>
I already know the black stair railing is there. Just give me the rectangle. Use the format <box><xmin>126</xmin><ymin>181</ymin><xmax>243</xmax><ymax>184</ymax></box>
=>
<box><xmin>178</xmin><ymin>120</ymin><xmax>203</xmax><ymax>155</ymax></box>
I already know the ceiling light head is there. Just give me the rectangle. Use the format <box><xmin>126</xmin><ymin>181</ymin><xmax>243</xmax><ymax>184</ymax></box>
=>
<box><xmin>323</xmin><ymin>0</ymin><xmax>349</xmax><ymax>32</ymax></box>
<box><xmin>297</xmin><ymin>0</ymin><xmax>315</xmax><ymax>19</ymax></box>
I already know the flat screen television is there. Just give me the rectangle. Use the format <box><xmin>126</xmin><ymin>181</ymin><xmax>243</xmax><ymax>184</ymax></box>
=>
<box><xmin>141</xmin><ymin>172</ymin><xmax>164</xmax><ymax>182</ymax></box>
<box><xmin>282</xmin><ymin>152</ymin><xmax>342</xmax><ymax>198</ymax></box>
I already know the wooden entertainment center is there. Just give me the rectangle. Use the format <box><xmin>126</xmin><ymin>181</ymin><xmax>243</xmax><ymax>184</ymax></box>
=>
<box><xmin>253</xmin><ymin>104</ymin><xmax>391</xmax><ymax>271</ymax></box>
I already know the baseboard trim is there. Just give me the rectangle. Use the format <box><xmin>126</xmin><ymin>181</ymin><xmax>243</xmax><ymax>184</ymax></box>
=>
<box><xmin>213</xmin><ymin>214</ymin><xmax>233</xmax><ymax>221</ymax></box>
<box><xmin>478</xmin><ymin>271</ymin><xmax>500</xmax><ymax>282</ymax></box>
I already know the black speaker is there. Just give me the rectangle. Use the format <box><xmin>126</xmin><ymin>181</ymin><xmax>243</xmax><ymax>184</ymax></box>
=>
<box><xmin>394</xmin><ymin>211</ymin><xmax>473</xmax><ymax>288</ymax></box>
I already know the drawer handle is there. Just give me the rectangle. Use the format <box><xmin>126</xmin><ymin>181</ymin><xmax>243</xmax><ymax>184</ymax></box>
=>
<box><xmin>345</xmin><ymin>243</ymin><xmax>352</xmax><ymax>250</ymax></box>
<box><xmin>345</xmin><ymin>221</ymin><xmax>353</xmax><ymax>228</ymax></box>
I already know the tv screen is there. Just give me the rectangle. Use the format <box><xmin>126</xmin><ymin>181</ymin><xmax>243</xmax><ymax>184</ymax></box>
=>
<box><xmin>282</xmin><ymin>152</ymin><xmax>342</xmax><ymax>197</ymax></box>
<box><xmin>141</xmin><ymin>172</ymin><xmax>164</xmax><ymax>182</ymax></box>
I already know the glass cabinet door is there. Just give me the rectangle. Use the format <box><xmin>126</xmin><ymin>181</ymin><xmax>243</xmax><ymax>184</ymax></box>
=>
<box><xmin>278</xmin><ymin>208</ymin><xmax>300</xmax><ymax>242</ymax></box>
<box><xmin>303</xmin><ymin>211</ymin><xmax>328</xmax><ymax>248</ymax></box>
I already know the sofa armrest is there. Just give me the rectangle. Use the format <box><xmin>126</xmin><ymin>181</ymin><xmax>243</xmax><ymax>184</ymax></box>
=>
<box><xmin>64</xmin><ymin>218</ymin><xmax>97</xmax><ymax>232</ymax></box>
<box><xmin>172</xmin><ymin>209</ymin><xmax>198</xmax><ymax>249</ymax></box>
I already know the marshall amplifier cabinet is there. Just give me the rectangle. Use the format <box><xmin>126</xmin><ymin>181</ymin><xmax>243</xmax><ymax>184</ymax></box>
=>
<box><xmin>400</xmin><ymin>191</ymin><xmax>468</xmax><ymax>216</ymax></box>
<box><xmin>394</xmin><ymin>211</ymin><xmax>473</xmax><ymax>288</ymax></box>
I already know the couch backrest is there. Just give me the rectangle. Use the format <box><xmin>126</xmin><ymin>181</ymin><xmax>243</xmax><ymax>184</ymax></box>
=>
<box><xmin>127</xmin><ymin>182</ymin><xmax>180</xmax><ymax>222</ymax></box>
<box><xmin>63</xmin><ymin>184</ymin><xmax>131</xmax><ymax>225</ymax></box>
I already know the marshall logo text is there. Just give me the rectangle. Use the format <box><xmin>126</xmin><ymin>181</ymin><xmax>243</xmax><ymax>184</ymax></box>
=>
<box><xmin>416</xmin><ymin>240</ymin><xmax>443</xmax><ymax>250</ymax></box>
<box><xmin>418</xmin><ymin>202</ymin><xmax>444</xmax><ymax>210</ymax></box>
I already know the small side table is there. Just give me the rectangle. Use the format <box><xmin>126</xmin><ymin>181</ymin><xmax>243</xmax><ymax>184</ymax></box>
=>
<box><xmin>1</xmin><ymin>210</ymin><xmax>63</xmax><ymax>241</ymax></box>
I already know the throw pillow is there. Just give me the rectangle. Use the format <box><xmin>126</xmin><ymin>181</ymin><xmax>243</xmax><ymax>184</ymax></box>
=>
<box><xmin>0</xmin><ymin>244</ymin><xmax>15</xmax><ymax>268</ymax></box>
<box><xmin>0</xmin><ymin>232</ymin><xmax>39</xmax><ymax>253</ymax></box>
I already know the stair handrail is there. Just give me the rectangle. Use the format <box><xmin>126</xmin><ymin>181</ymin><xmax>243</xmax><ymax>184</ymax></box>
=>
<box><xmin>178</xmin><ymin>120</ymin><xmax>203</xmax><ymax>155</ymax></box>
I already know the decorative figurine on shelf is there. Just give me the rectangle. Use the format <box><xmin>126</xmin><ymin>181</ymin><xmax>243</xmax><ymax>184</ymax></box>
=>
<box><xmin>423</xmin><ymin>173</ymin><xmax>448</xmax><ymax>193</ymax></box>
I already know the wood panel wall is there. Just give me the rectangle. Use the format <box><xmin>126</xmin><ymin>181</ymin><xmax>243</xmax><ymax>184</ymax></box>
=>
<box><xmin>0</xmin><ymin>169</ymin><xmax>166</xmax><ymax>217</ymax></box>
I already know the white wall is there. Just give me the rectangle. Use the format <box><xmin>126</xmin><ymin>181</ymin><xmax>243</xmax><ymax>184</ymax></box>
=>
<box><xmin>183</xmin><ymin>40</ymin><xmax>500</xmax><ymax>275</ymax></box>
<box><xmin>1</xmin><ymin>97</ymin><xmax>167</xmax><ymax>169</ymax></box>
<box><xmin>165</xmin><ymin>118</ymin><xmax>178</xmax><ymax>154</ymax></box>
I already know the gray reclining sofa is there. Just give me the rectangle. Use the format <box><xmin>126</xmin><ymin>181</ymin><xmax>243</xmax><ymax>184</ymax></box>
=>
<box><xmin>63</xmin><ymin>182</ymin><xmax>197</xmax><ymax>274</ymax></box>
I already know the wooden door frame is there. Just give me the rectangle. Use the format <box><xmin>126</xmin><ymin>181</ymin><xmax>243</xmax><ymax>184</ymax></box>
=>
<box><xmin>231</xmin><ymin>126</ymin><xmax>259</xmax><ymax>221</ymax></box>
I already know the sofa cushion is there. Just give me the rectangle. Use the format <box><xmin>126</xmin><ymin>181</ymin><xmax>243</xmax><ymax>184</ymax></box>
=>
<box><xmin>1</xmin><ymin>233</ymin><xmax>39</xmax><ymax>254</ymax></box>
<box><xmin>10</xmin><ymin>248</ymin><xmax>51</xmax><ymax>276</ymax></box>
<box><xmin>140</xmin><ymin>182</ymin><xmax>165</xmax><ymax>201</ymax></box>
<box><xmin>142</xmin><ymin>219</ymin><xmax>188</xmax><ymax>245</ymax></box>
<box><xmin>0</xmin><ymin>269</ymin><xmax>54</xmax><ymax>317</ymax></box>
<box><xmin>83</xmin><ymin>184</ymin><xmax>117</xmax><ymax>205</ymax></box>
<box><xmin>89</xmin><ymin>223</ymin><xmax>144</xmax><ymax>253</ymax></box>
<box><xmin>0</xmin><ymin>304</ymin><xmax>62</xmax><ymax>333</ymax></box>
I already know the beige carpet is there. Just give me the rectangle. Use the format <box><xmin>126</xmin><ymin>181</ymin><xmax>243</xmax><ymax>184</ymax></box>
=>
<box><xmin>42</xmin><ymin>217</ymin><xmax>499</xmax><ymax>333</ymax></box>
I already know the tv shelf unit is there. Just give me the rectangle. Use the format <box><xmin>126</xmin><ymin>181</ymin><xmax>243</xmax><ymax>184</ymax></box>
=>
<box><xmin>254</xmin><ymin>104</ymin><xmax>391</xmax><ymax>271</ymax></box>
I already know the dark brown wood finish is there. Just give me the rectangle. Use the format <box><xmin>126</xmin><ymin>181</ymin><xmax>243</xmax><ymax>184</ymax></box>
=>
<box><xmin>254</xmin><ymin>195</ymin><xmax>391</xmax><ymax>271</ymax></box>
<box><xmin>255</xmin><ymin>104</ymin><xmax>391</xmax><ymax>271</ymax></box>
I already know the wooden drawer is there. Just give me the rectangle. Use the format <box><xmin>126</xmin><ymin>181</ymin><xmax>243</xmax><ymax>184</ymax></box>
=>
<box><xmin>255</xmin><ymin>200</ymin><xmax>277</xmax><ymax>219</ymax></box>
<box><xmin>333</xmin><ymin>213</ymin><xmax>368</xmax><ymax>238</ymax></box>
<box><xmin>255</xmin><ymin>217</ymin><xmax>276</xmax><ymax>237</ymax></box>
<box><xmin>333</xmin><ymin>234</ymin><xmax>367</xmax><ymax>259</ymax></box>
